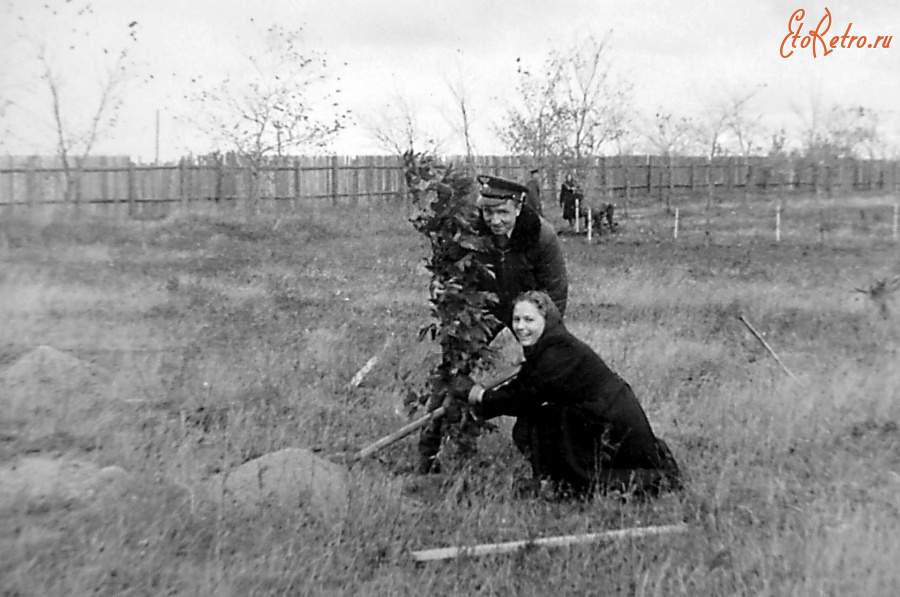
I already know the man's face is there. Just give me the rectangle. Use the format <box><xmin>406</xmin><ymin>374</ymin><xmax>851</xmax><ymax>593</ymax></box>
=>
<box><xmin>481</xmin><ymin>200</ymin><xmax>521</xmax><ymax>236</ymax></box>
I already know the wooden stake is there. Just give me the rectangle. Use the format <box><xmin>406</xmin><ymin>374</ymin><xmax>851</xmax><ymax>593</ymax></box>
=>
<box><xmin>349</xmin><ymin>356</ymin><xmax>379</xmax><ymax>388</ymax></box>
<box><xmin>575</xmin><ymin>197</ymin><xmax>581</xmax><ymax>233</ymax></box>
<box><xmin>673</xmin><ymin>208</ymin><xmax>679</xmax><ymax>239</ymax></box>
<box><xmin>587</xmin><ymin>207</ymin><xmax>592</xmax><ymax>242</ymax></box>
<box><xmin>410</xmin><ymin>523</ymin><xmax>689</xmax><ymax>562</ymax></box>
<box><xmin>739</xmin><ymin>315</ymin><xmax>801</xmax><ymax>384</ymax></box>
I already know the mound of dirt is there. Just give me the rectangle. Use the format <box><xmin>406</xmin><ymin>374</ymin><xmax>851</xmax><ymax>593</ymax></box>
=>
<box><xmin>0</xmin><ymin>456</ymin><xmax>127</xmax><ymax>506</ymax></box>
<box><xmin>0</xmin><ymin>345</ymin><xmax>113</xmax><ymax>438</ymax></box>
<box><xmin>213</xmin><ymin>448</ymin><xmax>350</xmax><ymax>523</ymax></box>
<box><xmin>210</xmin><ymin>448</ymin><xmax>420</xmax><ymax>526</ymax></box>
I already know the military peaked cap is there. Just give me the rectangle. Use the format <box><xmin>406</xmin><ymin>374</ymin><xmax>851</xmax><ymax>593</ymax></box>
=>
<box><xmin>476</xmin><ymin>174</ymin><xmax>528</xmax><ymax>206</ymax></box>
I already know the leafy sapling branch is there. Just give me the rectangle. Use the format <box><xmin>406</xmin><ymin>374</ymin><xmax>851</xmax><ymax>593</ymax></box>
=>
<box><xmin>404</xmin><ymin>150</ymin><xmax>500</xmax><ymax>415</ymax></box>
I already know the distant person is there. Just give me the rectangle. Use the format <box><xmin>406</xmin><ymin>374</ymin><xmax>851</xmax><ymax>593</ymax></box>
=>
<box><xmin>559</xmin><ymin>173</ymin><xmax>582</xmax><ymax>229</ymax></box>
<box><xmin>449</xmin><ymin>291</ymin><xmax>683</xmax><ymax>499</ymax></box>
<box><xmin>417</xmin><ymin>175</ymin><xmax>569</xmax><ymax>475</ymax></box>
<box><xmin>525</xmin><ymin>168</ymin><xmax>543</xmax><ymax>216</ymax></box>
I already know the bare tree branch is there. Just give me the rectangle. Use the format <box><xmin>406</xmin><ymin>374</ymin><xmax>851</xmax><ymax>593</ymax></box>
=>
<box><xmin>499</xmin><ymin>33</ymin><xmax>631</xmax><ymax>172</ymax></box>
<box><xmin>362</xmin><ymin>87</ymin><xmax>440</xmax><ymax>156</ymax></box>
<box><xmin>443</xmin><ymin>59</ymin><xmax>476</xmax><ymax>173</ymax></box>
<box><xmin>186</xmin><ymin>24</ymin><xmax>349</xmax><ymax>207</ymax></box>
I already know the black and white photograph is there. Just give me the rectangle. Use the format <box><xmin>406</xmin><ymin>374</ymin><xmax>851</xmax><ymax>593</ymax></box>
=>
<box><xmin>1</xmin><ymin>0</ymin><xmax>898</xmax><ymax>594</ymax></box>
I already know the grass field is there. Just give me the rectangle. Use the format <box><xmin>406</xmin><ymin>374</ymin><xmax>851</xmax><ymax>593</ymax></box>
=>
<box><xmin>1</xmin><ymin>190</ymin><xmax>899</xmax><ymax>596</ymax></box>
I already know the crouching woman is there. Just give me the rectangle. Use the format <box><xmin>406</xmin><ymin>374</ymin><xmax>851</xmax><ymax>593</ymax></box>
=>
<box><xmin>450</xmin><ymin>290</ymin><xmax>682</xmax><ymax>499</ymax></box>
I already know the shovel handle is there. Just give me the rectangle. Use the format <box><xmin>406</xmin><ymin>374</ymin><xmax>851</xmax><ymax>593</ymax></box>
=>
<box><xmin>353</xmin><ymin>406</ymin><xmax>447</xmax><ymax>461</ymax></box>
<box><xmin>351</xmin><ymin>365</ymin><xmax>521</xmax><ymax>462</ymax></box>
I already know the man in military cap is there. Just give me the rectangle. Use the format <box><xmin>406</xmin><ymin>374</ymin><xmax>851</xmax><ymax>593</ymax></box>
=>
<box><xmin>416</xmin><ymin>173</ymin><xmax>569</xmax><ymax>474</ymax></box>
<box><xmin>525</xmin><ymin>168</ymin><xmax>543</xmax><ymax>216</ymax></box>
<box><xmin>473</xmin><ymin>174</ymin><xmax>568</xmax><ymax>326</ymax></box>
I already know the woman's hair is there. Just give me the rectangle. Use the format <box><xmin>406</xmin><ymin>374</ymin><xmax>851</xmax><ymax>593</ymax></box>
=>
<box><xmin>514</xmin><ymin>290</ymin><xmax>561</xmax><ymax>327</ymax></box>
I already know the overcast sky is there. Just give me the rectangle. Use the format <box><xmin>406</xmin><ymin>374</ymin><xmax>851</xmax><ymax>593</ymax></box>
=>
<box><xmin>2</xmin><ymin>0</ymin><xmax>898</xmax><ymax>161</ymax></box>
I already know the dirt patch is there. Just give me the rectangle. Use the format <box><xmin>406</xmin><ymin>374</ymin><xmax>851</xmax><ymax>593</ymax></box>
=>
<box><xmin>0</xmin><ymin>345</ymin><xmax>118</xmax><ymax>439</ymax></box>
<box><xmin>0</xmin><ymin>456</ymin><xmax>127</xmax><ymax>505</ymax></box>
<box><xmin>210</xmin><ymin>448</ymin><xmax>421</xmax><ymax>526</ymax></box>
<box><xmin>212</xmin><ymin>448</ymin><xmax>350</xmax><ymax>524</ymax></box>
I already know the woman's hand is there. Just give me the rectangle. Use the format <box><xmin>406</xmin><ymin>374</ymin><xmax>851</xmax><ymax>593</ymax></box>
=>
<box><xmin>448</xmin><ymin>375</ymin><xmax>485</xmax><ymax>406</ymax></box>
<box><xmin>448</xmin><ymin>375</ymin><xmax>475</xmax><ymax>400</ymax></box>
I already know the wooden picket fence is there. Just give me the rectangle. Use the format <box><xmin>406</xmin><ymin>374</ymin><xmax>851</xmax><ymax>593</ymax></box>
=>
<box><xmin>1</xmin><ymin>154</ymin><xmax>898</xmax><ymax>216</ymax></box>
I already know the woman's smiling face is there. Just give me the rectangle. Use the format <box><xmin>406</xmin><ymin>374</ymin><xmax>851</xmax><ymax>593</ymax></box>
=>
<box><xmin>512</xmin><ymin>300</ymin><xmax>546</xmax><ymax>347</ymax></box>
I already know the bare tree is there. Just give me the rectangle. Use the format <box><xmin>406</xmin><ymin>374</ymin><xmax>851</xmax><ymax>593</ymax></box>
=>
<box><xmin>691</xmin><ymin>110</ymin><xmax>728</xmax><ymax>160</ymax></box>
<box><xmin>188</xmin><ymin>24</ymin><xmax>348</xmax><ymax>209</ymax></box>
<box><xmin>362</xmin><ymin>88</ymin><xmax>432</xmax><ymax>156</ymax></box>
<box><xmin>642</xmin><ymin>111</ymin><xmax>694</xmax><ymax>156</ymax></box>
<box><xmin>792</xmin><ymin>88</ymin><xmax>885</xmax><ymax>195</ymax></box>
<box><xmin>791</xmin><ymin>85</ymin><xmax>831</xmax><ymax>159</ymax></box>
<box><xmin>2</xmin><ymin>0</ymin><xmax>138</xmax><ymax>200</ymax></box>
<box><xmin>443</xmin><ymin>59</ymin><xmax>477</xmax><ymax>174</ymax></box>
<box><xmin>499</xmin><ymin>33</ymin><xmax>631</xmax><ymax>178</ymax></box>
<box><xmin>498</xmin><ymin>56</ymin><xmax>569</xmax><ymax>168</ymax></box>
<box><xmin>721</xmin><ymin>86</ymin><xmax>767</xmax><ymax>158</ymax></box>
<box><xmin>556</xmin><ymin>33</ymin><xmax>631</xmax><ymax>170</ymax></box>
<box><xmin>641</xmin><ymin>110</ymin><xmax>694</xmax><ymax>212</ymax></box>
<box><xmin>39</xmin><ymin>45</ymin><xmax>130</xmax><ymax>202</ymax></box>
<box><xmin>690</xmin><ymin>84</ymin><xmax>766</xmax><ymax>159</ymax></box>
<box><xmin>822</xmin><ymin>105</ymin><xmax>882</xmax><ymax>159</ymax></box>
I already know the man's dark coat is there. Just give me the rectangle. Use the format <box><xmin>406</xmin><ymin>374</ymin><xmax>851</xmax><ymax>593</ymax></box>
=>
<box><xmin>525</xmin><ymin>177</ymin><xmax>542</xmax><ymax>216</ymax></box>
<box><xmin>475</xmin><ymin>205</ymin><xmax>568</xmax><ymax>327</ymax></box>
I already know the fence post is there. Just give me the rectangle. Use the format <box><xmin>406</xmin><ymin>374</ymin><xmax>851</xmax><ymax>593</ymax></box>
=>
<box><xmin>293</xmin><ymin>157</ymin><xmax>300</xmax><ymax>212</ymax></box>
<box><xmin>331</xmin><ymin>155</ymin><xmax>339</xmax><ymax>206</ymax></box>
<box><xmin>667</xmin><ymin>154</ymin><xmax>675</xmax><ymax>213</ymax></box>
<box><xmin>74</xmin><ymin>156</ymin><xmax>84</xmax><ymax>216</ymax></box>
<box><xmin>353</xmin><ymin>157</ymin><xmax>361</xmax><ymax>205</ymax></box>
<box><xmin>5</xmin><ymin>157</ymin><xmax>14</xmax><ymax>216</ymax></box>
<box><xmin>673</xmin><ymin>208</ymin><xmax>679</xmax><ymax>240</ymax></box>
<box><xmin>646</xmin><ymin>155</ymin><xmax>653</xmax><ymax>198</ymax></box>
<box><xmin>597</xmin><ymin>156</ymin><xmax>609</xmax><ymax>201</ymax></box>
<box><xmin>127</xmin><ymin>161</ymin><xmax>136</xmax><ymax>217</ymax></box>
<box><xmin>690</xmin><ymin>161</ymin><xmax>696</xmax><ymax>195</ymax></box>
<box><xmin>115</xmin><ymin>160</ymin><xmax>125</xmax><ymax>219</ymax></box>
<box><xmin>25</xmin><ymin>157</ymin><xmax>36</xmax><ymax>214</ymax></box>
<box><xmin>179</xmin><ymin>159</ymin><xmax>188</xmax><ymax>214</ymax></box>
<box><xmin>99</xmin><ymin>156</ymin><xmax>109</xmax><ymax>217</ymax></box>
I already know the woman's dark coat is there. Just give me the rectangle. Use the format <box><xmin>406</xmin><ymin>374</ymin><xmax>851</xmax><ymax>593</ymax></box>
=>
<box><xmin>477</xmin><ymin>306</ymin><xmax>681</xmax><ymax>496</ymax></box>
<box><xmin>559</xmin><ymin>181</ymin><xmax>581</xmax><ymax>222</ymax></box>
<box><xmin>475</xmin><ymin>205</ymin><xmax>568</xmax><ymax>328</ymax></box>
